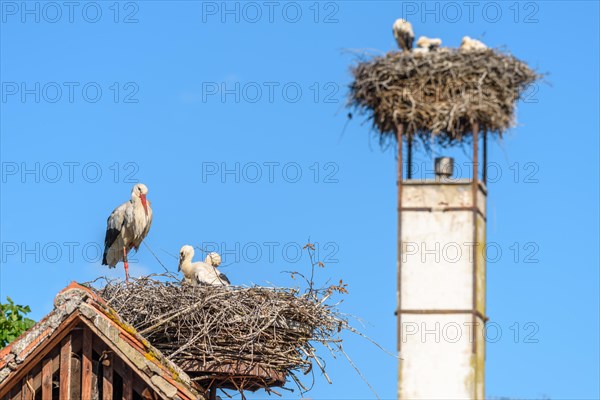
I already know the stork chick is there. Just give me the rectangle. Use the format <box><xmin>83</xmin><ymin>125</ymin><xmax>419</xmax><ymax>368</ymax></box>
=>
<box><xmin>205</xmin><ymin>252</ymin><xmax>222</xmax><ymax>267</ymax></box>
<box><xmin>103</xmin><ymin>183</ymin><xmax>153</xmax><ymax>282</ymax></box>
<box><xmin>178</xmin><ymin>245</ymin><xmax>230</xmax><ymax>286</ymax></box>
<box><xmin>460</xmin><ymin>36</ymin><xmax>487</xmax><ymax>51</ymax></box>
<box><xmin>392</xmin><ymin>18</ymin><xmax>414</xmax><ymax>52</ymax></box>
<box><xmin>416</xmin><ymin>36</ymin><xmax>442</xmax><ymax>51</ymax></box>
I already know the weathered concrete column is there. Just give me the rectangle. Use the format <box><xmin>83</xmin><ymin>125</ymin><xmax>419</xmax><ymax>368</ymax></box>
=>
<box><xmin>398</xmin><ymin>179</ymin><xmax>487</xmax><ymax>399</ymax></box>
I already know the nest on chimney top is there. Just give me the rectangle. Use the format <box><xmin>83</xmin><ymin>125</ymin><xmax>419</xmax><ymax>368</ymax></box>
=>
<box><xmin>348</xmin><ymin>48</ymin><xmax>541</xmax><ymax>148</ymax></box>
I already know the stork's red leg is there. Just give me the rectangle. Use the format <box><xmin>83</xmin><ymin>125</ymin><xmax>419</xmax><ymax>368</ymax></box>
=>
<box><xmin>123</xmin><ymin>246</ymin><xmax>129</xmax><ymax>283</ymax></box>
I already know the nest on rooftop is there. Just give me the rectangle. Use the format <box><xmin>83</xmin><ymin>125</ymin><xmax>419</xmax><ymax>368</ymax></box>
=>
<box><xmin>96</xmin><ymin>274</ymin><xmax>351</xmax><ymax>394</ymax></box>
<box><xmin>348</xmin><ymin>49</ymin><xmax>540</xmax><ymax>147</ymax></box>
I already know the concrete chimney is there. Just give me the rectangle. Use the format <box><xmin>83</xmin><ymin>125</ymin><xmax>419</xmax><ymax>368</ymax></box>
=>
<box><xmin>398</xmin><ymin>166</ymin><xmax>486</xmax><ymax>399</ymax></box>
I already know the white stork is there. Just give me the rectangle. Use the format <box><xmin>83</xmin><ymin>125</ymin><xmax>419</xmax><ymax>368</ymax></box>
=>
<box><xmin>102</xmin><ymin>183</ymin><xmax>153</xmax><ymax>281</ymax></box>
<box><xmin>416</xmin><ymin>36</ymin><xmax>442</xmax><ymax>51</ymax></box>
<box><xmin>178</xmin><ymin>245</ymin><xmax>230</xmax><ymax>286</ymax></box>
<box><xmin>460</xmin><ymin>36</ymin><xmax>487</xmax><ymax>51</ymax></box>
<box><xmin>392</xmin><ymin>18</ymin><xmax>414</xmax><ymax>52</ymax></box>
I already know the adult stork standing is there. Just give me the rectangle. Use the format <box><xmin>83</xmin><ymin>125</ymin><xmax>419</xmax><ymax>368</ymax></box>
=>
<box><xmin>392</xmin><ymin>18</ymin><xmax>414</xmax><ymax>52</ymax></box>
<box><xmin>178</xmin><ymin>245</ymin><xmax>230</xmax><ymax>286</ymax></box>
<box><xmin>102</xmin><ymin>183</ymin><xmax>153</xmax><ymax>281</ymax></box>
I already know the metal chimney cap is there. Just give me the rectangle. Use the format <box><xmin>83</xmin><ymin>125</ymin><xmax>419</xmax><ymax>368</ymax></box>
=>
<box><xmin>434</xmin><ymin>157</ymin><xmax>454</xmax><ymax>179</ymax></box>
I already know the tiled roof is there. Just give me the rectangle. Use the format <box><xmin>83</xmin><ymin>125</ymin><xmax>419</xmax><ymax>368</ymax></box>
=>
<box><xmin>0</xmin><ymin>282</ymin><xmax>204</xmax><ymax>400</ymax></box>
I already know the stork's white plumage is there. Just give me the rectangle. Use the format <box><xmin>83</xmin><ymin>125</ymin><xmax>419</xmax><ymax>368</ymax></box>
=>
<box><xmin>392</xmin><ymin>18</ymin><xmax>414</xmax><ymax>52</ymax></box>
<box><xmin>102</xmin><ymin>183</ymin><xmax>153</xmax><ymax>281</ymax></box>
<box><xmin>205</xmin><ymin>252</ymin><xmax>222</xmax><ymax>267</ymax></box>
<box><xmin>178</xmin><ymin>245</ymin><xmax>230</xmax><ymax>286</ymax></box>
<box><xmin>412</xmin><ymin>48</ymin><xmax>430</xmax><ymax>55</ymax></box>
<box><xmin>416</xmin><ymin>36</ymin><xmax>442</xmax><ymax>51</ymax></box>
<box><xmin>459</xmin><ymin>36</ymin><xmax>487</xmax><ymax>51</ymax></box>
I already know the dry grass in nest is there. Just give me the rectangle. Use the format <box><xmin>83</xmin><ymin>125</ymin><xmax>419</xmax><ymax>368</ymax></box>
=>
<box><xmin>348</xmin><ymin>49</ymin><xmax>540</xmax><ymax>147</ymax></box>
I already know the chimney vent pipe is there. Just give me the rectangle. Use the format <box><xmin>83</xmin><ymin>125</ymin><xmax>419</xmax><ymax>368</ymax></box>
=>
<box><xmin>434</xmin><ymin>157</ymin><xmax>454</xmax><ymax>180</ymax></box>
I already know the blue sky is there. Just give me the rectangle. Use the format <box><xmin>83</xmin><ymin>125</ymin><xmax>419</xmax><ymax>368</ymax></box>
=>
<box><xmin>1</xmin><ymin>1</ymin><xmax>598</xmax><ymax>399</ymax></box>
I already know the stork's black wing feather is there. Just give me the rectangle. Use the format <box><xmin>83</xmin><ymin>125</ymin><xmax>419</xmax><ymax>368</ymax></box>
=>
<box><xmin>102</xmin><ymin>202</ymin><xmax>127</xmax><ymax>265</ymax></box>
<box><xmin>219</xmin><ymin>272</ymin><xmax>231</xmax><ymax>285</ymax></box>
<box><xmin>102</xmin><ymin>228</ymin><xmax>122</xmax><ymax>265</ymax></box>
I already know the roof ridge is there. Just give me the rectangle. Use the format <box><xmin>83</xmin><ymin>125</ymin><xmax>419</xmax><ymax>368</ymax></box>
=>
<box><xmin>1</xmin><ymin>282</ymin><xmax>204</xmax><ymax>400</ymax></box>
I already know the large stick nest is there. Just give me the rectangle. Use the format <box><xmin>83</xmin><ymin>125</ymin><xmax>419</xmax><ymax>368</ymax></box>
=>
<box><xmin>95</xmin><ymin>275</ymin><xmax>351</xmax><ymax>393</ymax></box>
<box><xmin>348</xmin><ymin>49</ymin><xmax>540</xmax><ymax>146</ymax></box>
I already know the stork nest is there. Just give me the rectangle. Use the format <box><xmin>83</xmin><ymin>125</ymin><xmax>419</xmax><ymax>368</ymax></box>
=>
<box><xmin>95</xmin><ymin>274</ymin><xmax>352</xmax><ymax>394</ymax></box>
<box><xmin>348</xmin><ymin>49</ymin><xmax>540</xmax><ymax>147</ymax></box>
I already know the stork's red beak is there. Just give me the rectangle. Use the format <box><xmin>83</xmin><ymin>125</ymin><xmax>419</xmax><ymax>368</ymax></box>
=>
<box><xmin>140</xmin><ymin>193</ymin><xmax>148</xmax><ymax>216</ymax></box>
